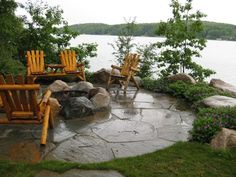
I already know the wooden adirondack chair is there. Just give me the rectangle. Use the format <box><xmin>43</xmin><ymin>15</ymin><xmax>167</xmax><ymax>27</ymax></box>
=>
<box><xmin>0</xmin><ymin>74</ymin><xmax>53</xmax><ymax>145</ymax></box>
<box><xmin>26</xmin><ymin>50</ymin><xmax>65</xmax><ymax>80</ymax></box>
<box><xmin>107</xmin><ymin>53</ymin><xmax>140</xmax><ymax>93</ymax></box>
<box><xmin>60</xmin><ymin>50</ymin><xmax>86</xmax><ymax>81</ymax></box>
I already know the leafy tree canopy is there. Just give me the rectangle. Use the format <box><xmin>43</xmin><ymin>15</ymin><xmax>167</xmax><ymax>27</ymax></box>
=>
<box><xmin>155</xmin><ymin>0</ymin><xmax>215</xmax><ymax>81</ymax></box>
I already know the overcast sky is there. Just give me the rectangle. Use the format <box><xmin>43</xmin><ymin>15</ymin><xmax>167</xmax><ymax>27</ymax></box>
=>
<box><xmin>16</xmin><ymin>0</ymin><xmax>236</xmax><ymax>25</ymax></box>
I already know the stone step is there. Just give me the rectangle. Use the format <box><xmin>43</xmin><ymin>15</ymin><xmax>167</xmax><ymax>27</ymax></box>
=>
<box><xmin>202</xmin><ymin>95</ymin><xmax>236</xmax><ymax>108</ymax></box>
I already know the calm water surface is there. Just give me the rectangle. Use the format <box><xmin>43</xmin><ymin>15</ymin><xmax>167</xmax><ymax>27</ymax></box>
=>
<box><xmin>70</xmin><ymin>35</ymin><xmax>236</xmax><ymax>85</ymax></box>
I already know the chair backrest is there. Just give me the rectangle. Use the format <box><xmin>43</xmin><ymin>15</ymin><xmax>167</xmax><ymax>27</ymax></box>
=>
<box><xmin>26</xmin><ymin>50</ymin><xmax>45</xmax><ymax>75</ymax></box>
<box><xmin>120</xmin><ymin>53</ymin><xmax>140</xmax><ymax>76</ymax></box>
<box><xmin>60</xmin><ymin>50</ymin><xmax>77</xmax><ymax>72</ymax></box>
<box><xmin>0</xmin><ymin>75</ymin><xmax>41</xmax><ymax>121</ymax></box>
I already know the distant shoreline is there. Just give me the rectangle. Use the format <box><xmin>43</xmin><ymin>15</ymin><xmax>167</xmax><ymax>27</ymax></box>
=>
<box><xmin>69</xmin><ymin>21</ymin><xmax>236</xmax><ymax>42</ymax></box>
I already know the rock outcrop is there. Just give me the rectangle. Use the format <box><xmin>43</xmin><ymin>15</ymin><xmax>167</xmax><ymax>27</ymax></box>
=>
<box><xmin>211</xmin><ymin>128</ymin><xmax>236</xmax><ymax>149</ymax></box>
<box><xmin>168</xmin><ymin>73</ymin><xmax>196</xmax><ymax>84</ymax></box>
<box><xmin>210</xmin><ymin>79</ymin><xmax>236</xmax><ymax>96</ymax></box>
<box><xmin>201</xmin><ymin>95</ymin><xmax>236</xmax><ymax>108</ymax></box>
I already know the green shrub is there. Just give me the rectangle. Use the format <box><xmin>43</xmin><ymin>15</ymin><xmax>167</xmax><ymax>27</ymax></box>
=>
<box><xmin>85</xmin><ymin>70</ymin><xmax>94</xmax><ymax>83</ymax></box>
<box><xmin>168</xmin><ymin>81</ymin><xmax>190</xmax><ymax>97</ymax></box>
<box><xmin>168</xmin><ymin>81</ymin><xmax>231</xmax><ymax>103</ymax></box>
<box><xmin>191</xmin><ymin>107</ymin><xmax>236</xmax><ymax>143</ymax></box>
<box><xmin>190</xmin><ymin>117</ymin><xmax>221</xmax><ymax>143</ymax></box>
<box><xmin>142</xmin><ymin>77</ymin><xmax>170</xmax><ymax>92</ymax></box>
<box><xmin>142</xmin><ymin>77</ymin><xmax>159</xmax><ymax>91</ymax></box>
<box><xmin>184</xmin><ymin>82</ymin><xmax>224</xmax><ymax>102</ymax></box>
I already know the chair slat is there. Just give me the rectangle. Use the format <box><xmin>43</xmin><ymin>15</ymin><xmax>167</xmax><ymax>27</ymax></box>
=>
<box><xmin>40</xmin><ymin>51</ymin><xmax>45</xmax><ymax>72</ymax></box>
<box><xmin>0</xmin><ymin>75</ymin><xmax>11</xmax><ymax>119</ymax></box>
<box><xmin>16</xmin><ymin>75</ymin><xmax>29</xmax><ymax>111</ymax></box>
<box><xmin>5</xmin><ymin>75</ymin><xmax>22</xmax><ymax>111</ymax></box>
<box><xmin>35</xmin><ymin>50</ymin><xmax>39</xmax><ymax>72</ymax></box>
<box><xmin>31</xmin><ymin>50</ymin><xmax>37</xmax><ymax>73</ymax></box>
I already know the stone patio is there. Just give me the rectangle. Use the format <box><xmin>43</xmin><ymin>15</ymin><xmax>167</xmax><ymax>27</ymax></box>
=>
<box><xmin>0</xmin><ymin>87</ymin><xmax>196</xmax><ymax>163</ymax></box>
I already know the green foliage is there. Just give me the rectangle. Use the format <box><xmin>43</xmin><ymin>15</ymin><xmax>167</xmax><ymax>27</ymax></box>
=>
<box><xmin>137</xmin><ymin>44</ymin><xmax>157</xmax><ymax>78</ymax></box>
<box><xmin>191</xmin><ymin>117</ymin><xmax>221</xmax><ymax>143</ymax></box>
<box><xmin>168</xmin><ymin>80</ymin><xmax>191</xmax><ymax>97</ymax></box>
<box><xmin>70</xmin><ymin>43</ymin><xmax>98</xmax><ymax>68</ymax></box>
<box><xmin>85</xmin><ymin>70</ymin><xmax>95</xmax><ymax>83</ymax></box>
<box><xmin>0</xmin><ymin>0</ymin><xmax>25</xmax><ymax>75</ymax></box>
<box><xmin>18</xmin><ymin>0</ymin><xmax>79</xmax><ymax>64</ymax></box>
<box><xmin>110</xmin><ymin>18</ymin><xmax>137</xmax><ymax>65</ymax></box>
<box><xmin>155</xmin><ymin>0</ymin><xmax>215</xmax><ymax>81</ymax></box>
<box><xmin>168</xmin><ymin>81</ymin><xmax>230</xmax><ymax>103</ymax></box>
<box><xmin>191</xmin><ymin>107</ymin><xmax>236</xmax><ymax>143</ymax></box>
<box><xmin>70</xmin><ymin>22</ymin><xmax>236</xmax><ymax>41</ymax></box>
<box><xmin>142</xmin><ymin>77</ymin><xmax>160</xmax><ymax>91</ymax></box>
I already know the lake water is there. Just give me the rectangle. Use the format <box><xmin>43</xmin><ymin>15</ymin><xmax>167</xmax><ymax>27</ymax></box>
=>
<box><xmin>70</xmin><ymin>35</ymin><xmax>236</xmax><ymax>85</ymax></box>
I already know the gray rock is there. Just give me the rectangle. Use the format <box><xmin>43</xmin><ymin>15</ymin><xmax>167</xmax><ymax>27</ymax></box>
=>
<box><xmin>202</xmin><ymin>95</ymin><xmax>236</xmax><ymax>108</ymax></box>
<box><xmin>49</xmin><ymin>98</ymin><xmax>61</xmax><ymax>121</ymax></box>
<box><xmin>210</xmin><ymin>79</ymin><xmax>236</xmax><ymax>96</ymax></box>
<box><xmin>47</xmin><ymin>80</ymin><xmax>70</xmax><ymax>92</ymax></box>
<box><xmin>168</xmin><ymin>73</ymin><xmax>196</xmax><ymax>84</ymax></box>
<box><xmin>93</xmin><ymin>68</ymin><xmax>111</xmax><ymax>84</ymax></box>
<box><xmin>211</xmin><ymin>128</ymin><xmax>236</xmax><ymax>150</ymax></box>
<box><xmin>61</xmin><ymin>97</ymin><xmax>95</xmax><ymax>119</ymax></box>
<box><xmin>45</xmin><ymin>134</ymin><xmax>114</xmax><ymax>163</ymax></box>
<box><xmin>91</xmin><ymin>93</ymin><xmax>110</xmax><ymax>110</ymax></box>
<box><xmin>88</xmin><ymin>87</ymin><xmax>109</xmax><ymax>99</ymax></box>
<box><xmin>71</xmin><ymin>81</ymin><xmax>93</xmax><ymax>93</ymax></box>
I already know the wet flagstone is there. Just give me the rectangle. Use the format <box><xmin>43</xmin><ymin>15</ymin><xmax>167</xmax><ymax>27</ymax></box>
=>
<box><xmin>0</xmin><ymin>88</ymin><xmax>196</xmax><ymax>164</ymax></box>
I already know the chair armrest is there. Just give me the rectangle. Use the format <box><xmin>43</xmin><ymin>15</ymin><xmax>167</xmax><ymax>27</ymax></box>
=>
<box><xmin>131</xmin><ymin>67</ymin><xmax>140</xmax><ymax>72</ymax></box>
<box><xmin>77</xmin><ymin>63</ymin><xmax>84</xmax><ymax>68</ymax></box>
<box><xmin>111</xmin><ymin>65</ymin><xmax>122</xmax><ymax>70</ymax></box>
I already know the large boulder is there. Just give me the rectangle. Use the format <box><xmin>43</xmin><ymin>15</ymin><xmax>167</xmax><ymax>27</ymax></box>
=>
<box><xmin>168</xmin><ymin>73</ymin><xmax>196</xmax><ymax>84</ymax></box>
<box><xmin>49</xmin><ymin>98</ymin><xmax>61</xmax><ymax>120</ymax></box>
<box><xmin>93</xmin><ymin>68</ymin><xmax>120</xmax><ymax>84</ymax></box>
<box><xmin>88</xmin><ymin>87</ymin><xmax>109</xmax><ymax>99</ymax></box>
<box><xmin>61</xmin><ymin>97</ymin><xmax>95</xmax><ymax>119</ymax></box>
<box><xmin>211</xmin><ymin>128</ymin><xmax>236</xmax><ymax>150</ymax></box>
<box><xmin>91</xmin><ymin>93</ymin><xmax>110</xmax><ymax>110</ymax></box>
<box><xmin>47</xmin><ymin>80</ymin><xmax>70</xmax><ymax>93</ymax></box>
<box><xmin>71</xmin><ymin>81</ymin><xmax>93</xmax><ymax>93</ymax></box>
<box><xmin>201</xmin><ymin>95</ymin><xmax>236</xmax><ymax>108</ymax></box>
<box><xmin>210</xmin><ymin>79</ymin><xmax>236</xmax><ymax>96</ymax></box>
<box><xmin>93</xmin><ymin>68</ymin><xmax>110</xmax><ymax>84</ymax></box>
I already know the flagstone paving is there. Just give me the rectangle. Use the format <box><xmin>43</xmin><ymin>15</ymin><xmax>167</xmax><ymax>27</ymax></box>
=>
<box><xmin>0</xmin><ymin>88</ymin><xmax>195</xmax><ymax>164</ymax></box>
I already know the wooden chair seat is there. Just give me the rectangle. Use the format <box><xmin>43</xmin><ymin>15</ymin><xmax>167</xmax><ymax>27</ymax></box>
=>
<box><xmin>0</xmin><ymin>74</ymin><xmax>53</xmax><ymax>145</ymax></box>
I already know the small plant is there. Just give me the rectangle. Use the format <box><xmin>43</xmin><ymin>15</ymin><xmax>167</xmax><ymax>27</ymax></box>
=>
<box><xmin>85</xmin><ymin>70</ymin><xmax>95</xmax><ymax>83</ymax></box>
<box><xmin>142</xmin><ymin>77</ymin><xmax>170</xmax><ymax>92</ymax></box>
<box><xmin>190</xmin><ymin>107</ymin><xmax>236</xmax><ymax>143</ymax></box>
<box><xmin>190</xmin><ymin>117</ymin><xmax>221</xmax><ymax>143</ymax></box>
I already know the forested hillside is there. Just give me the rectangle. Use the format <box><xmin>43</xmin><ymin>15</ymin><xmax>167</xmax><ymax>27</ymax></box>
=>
<box><xmin>69</xmin><ymin>21</ymin><xmax>236</xmax><ymax>41</ymax></box>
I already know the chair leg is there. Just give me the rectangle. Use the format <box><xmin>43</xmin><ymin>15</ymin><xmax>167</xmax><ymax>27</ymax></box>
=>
<box><xmin>106</xmin><ymin>74</ymin><xmax>112</xmax><ymax>90</ymax></box>
<box><xmin>124</xmin><ymin>75</ymin><xmax>131</xmax><ymax>93</ymax></box>
<box><xmin>131</xmin><ymin>76</ymin><xmax>140</xmax><ymax>90</ymax></box>
<box><xmin>40</xmin><ymin>105</ymin><xmax>50</xmax><ymax>145</ymax></box>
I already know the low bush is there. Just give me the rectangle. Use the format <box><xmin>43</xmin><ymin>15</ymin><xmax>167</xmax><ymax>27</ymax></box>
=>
<box><xmin>190</xmin><ymin>117</ymin><xmax>221</xmax><ymax>143</ymax></box>
<box><xmin>142</xmin><ymin>77</ymin><xmax>171</xmax><ymax>92</ymax></box>
<box><xmin>191</xmin><ymin>107</ymin><xmax>236</xmax><ymax>143</ymax></box>
<box><xmin>85</xmin><ymin>70</ymin><xmax>95</xmax><ymax>83</ymax></box>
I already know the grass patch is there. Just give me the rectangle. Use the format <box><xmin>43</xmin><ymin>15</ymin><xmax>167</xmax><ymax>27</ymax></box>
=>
<box><xmin>0</xmin><ymin>142</ymin><xmax>236</xmax><ymax>177</ymax></box>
